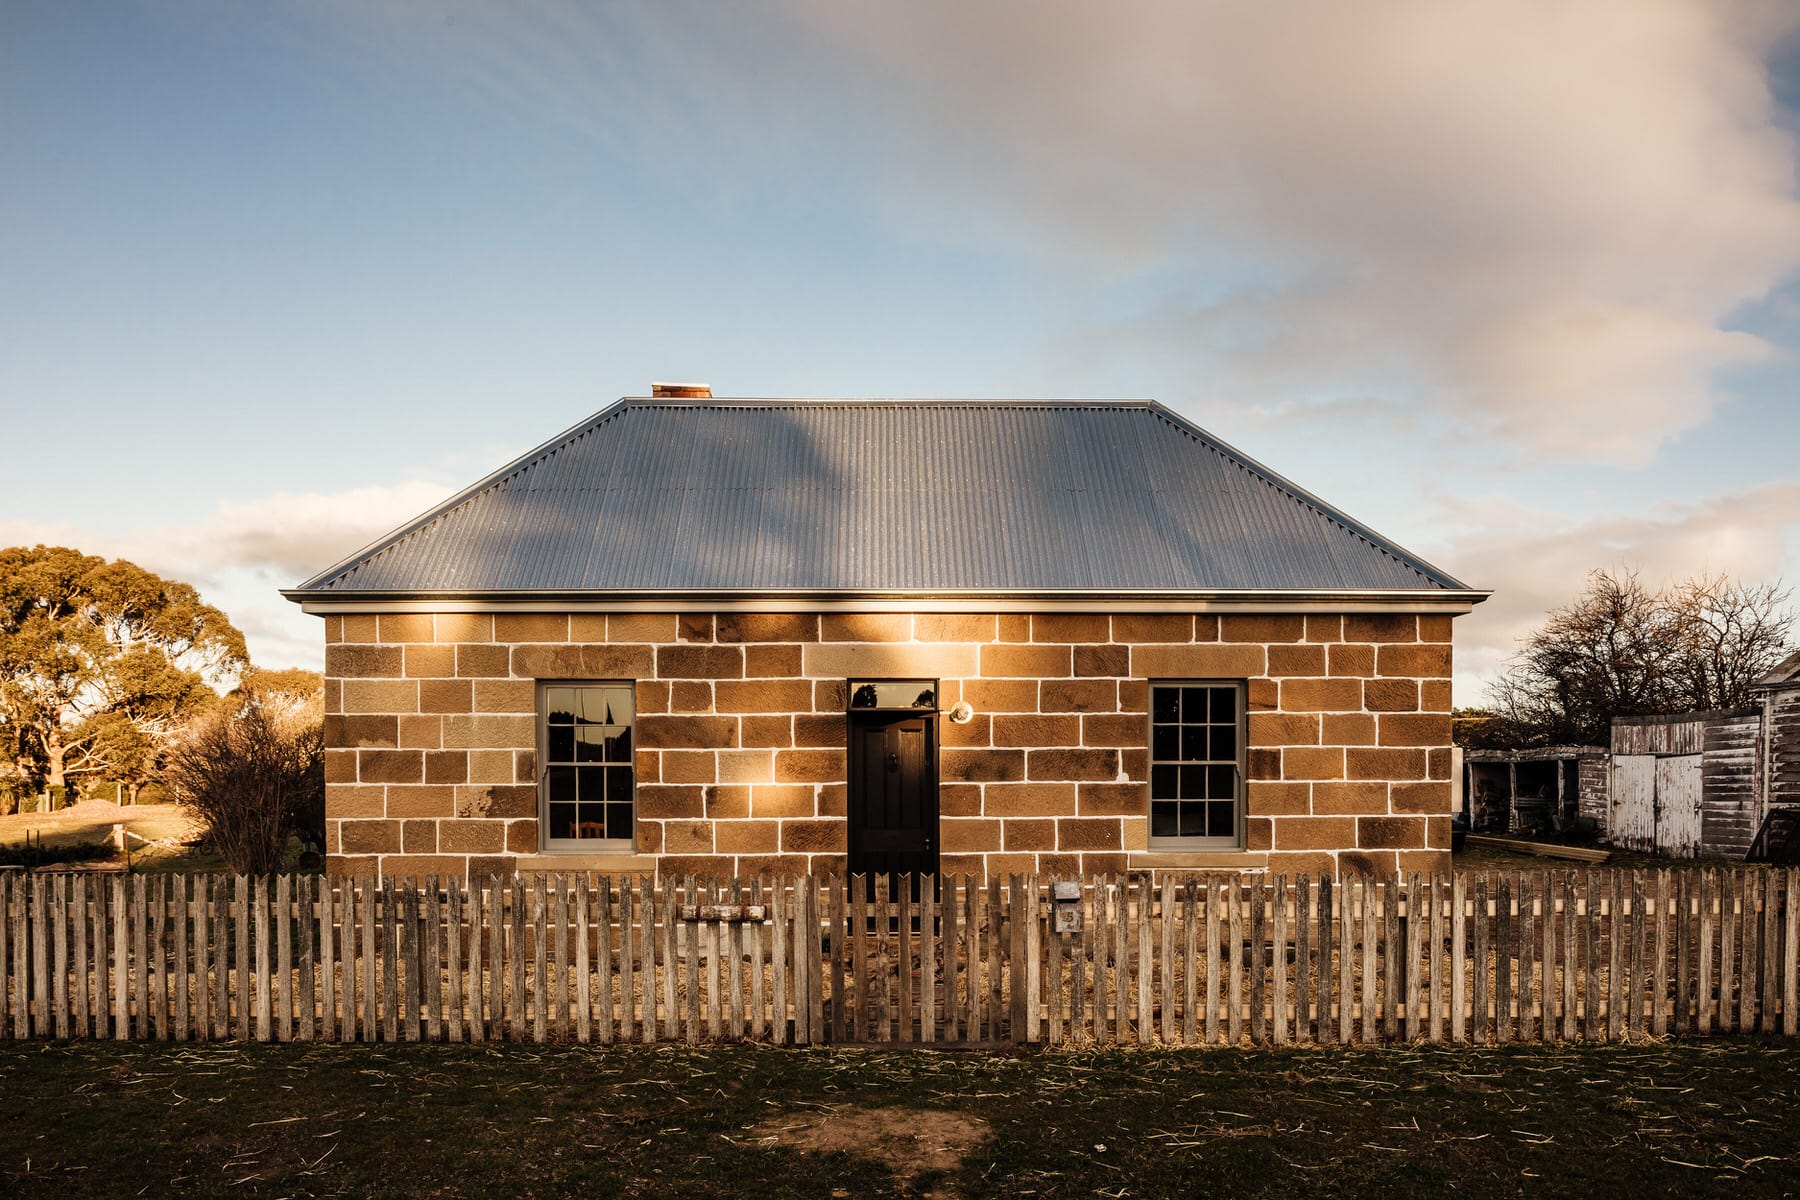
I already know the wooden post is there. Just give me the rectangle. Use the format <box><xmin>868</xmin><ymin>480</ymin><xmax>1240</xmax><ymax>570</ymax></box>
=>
<box><xmin>275</xmin><ymin>874</ymin><xmax>292</xmax><ymax>1043</ymax></box>
<box><xmin>1204</xmin><ymin>877</ymin><xmax>1222</xmax><ymax>1046</ymax></box>
<box><xmin>1228</xmin><ymin>876</ymin><xmax>1244</xmax><ymax>1046</ymax></box>
<box><xmin>1294</xmin><ymin>876</ymin><xmax>1311</xmax><ymax>1046</ymax></box>
<box><xmin>1430</xmin><ymin>875</ymin><xmax>1447</xmax><ymax>1045</ymax></box>
<box><xmin>1471</xmin><ymin>876</ymin><xmax>1489</xmax><ymax>1046</ymax></box>
<box><xmin>1269</xmin><ymin>876</ymin><xmax>1286</xmax><ymax>1047</ymax></box>
<box><xmin>1361</xmin><ymin>878</ymin><xmax>1377</xmax><ymax>1045</ymax></box>
<box><xmin>1518</xmin><ymin>875</ymin><xmax>1536</xmax><ymax>1043</ymax></box>
<box><xmin>1318</xmin><ymin>875</ymin><xmax>1336</xmax><ymax>1047</ymax></box>
<box><xmin>1450</xmin><ymin>874</ymin><xmax>1466</xmax><ymax>1044</ymax></box>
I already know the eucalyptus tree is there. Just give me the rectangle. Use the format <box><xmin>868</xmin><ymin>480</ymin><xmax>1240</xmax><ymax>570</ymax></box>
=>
<box><xmin>0</xmin><ymin>545</ymin><xmax>247</xmax><ymax>800</ymax></box>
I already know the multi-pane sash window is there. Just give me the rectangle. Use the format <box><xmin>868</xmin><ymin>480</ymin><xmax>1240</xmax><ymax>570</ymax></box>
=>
<box><xmin>540</xmin><ymin>683</ymin><xmax>635</xmax><ymax>850</ymax></box>
<box><xmin>1149</xmin><ymin>680</ymin><xmax>1244</xmax><ymax>848</ymax></box>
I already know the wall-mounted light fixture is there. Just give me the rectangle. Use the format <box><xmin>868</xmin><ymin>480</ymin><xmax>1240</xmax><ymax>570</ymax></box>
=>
<box><xmin>947</xmin><ymin>702</ymin><xmax>975</xmax><ymax>724</ymax></box>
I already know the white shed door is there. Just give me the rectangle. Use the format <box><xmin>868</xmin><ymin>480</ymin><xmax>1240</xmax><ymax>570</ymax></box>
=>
<box><xmin>1654</xmin><ymin>754</ymin><xmax>1703</xmax><ymax>858</ymax></box>
<box><xmin>1610</xmin><ymin>755</ymin><xmax>1657</xmax><ymax>853</ymax></box>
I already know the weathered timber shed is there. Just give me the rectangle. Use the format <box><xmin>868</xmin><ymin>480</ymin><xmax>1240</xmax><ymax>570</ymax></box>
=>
<box><xmin>1755</xmin><ymin>651</ymin><xmax>1800</xmax><ymax>814</ymax></box>
<box><xmin>285</xmin><ymin>391</ymin><xmax>1489</xmax><ymax>882</ymax></box>
<box><xmin>1461</xmin><ymin>746</ymin><xmax>1607</xmax><ymax>836</ymax></box>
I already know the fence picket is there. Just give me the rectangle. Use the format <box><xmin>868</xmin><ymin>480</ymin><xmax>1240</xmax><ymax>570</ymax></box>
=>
<box><xmin>1360</xmin><ymin>879</ymin><xmax>1377</xmax><ymax>1045</ymax></box>
<box><xmin>1294</xmin><ymin>876</ymin><xmax>1311</xmax><ymax>1046</ymax></box>
<box><xmin>1318</xmin><ymin>876</ymin><xmax>1336</xmax><ymax>1047</ymax></box>
<box><xmin>1786</xmin><ymin>868</ymin><xmax>1799</xmax><ymax>1038</ymax></box>
<box><xmin>1762</xmin><ymin>870</ymin><xmax>1779</xmax><ymax>1033</ymax></box>
<box><xmin>1517</xmin><ymin>875</ymin><xmax>1534</xmax><ymax>1043</ymax></box>
<box><xmin>1228</xmin><ymin>877</ymin><xmax>1245</xmax><ymax>1046</ymax></box>
<box><xmin>275</xmin><ymin>874</ymin><xmax>292</xmax><ymax>1043</ymax></box>
<box><xmin>1471</xmin><ymin>878</ymin><xmax>1489</xmax><ymax>1046</ymax></box>
<box><xmin>1270</xmin><ymin>877</ymin><xmax>1287</xmax><ymax>1047</ymax></box>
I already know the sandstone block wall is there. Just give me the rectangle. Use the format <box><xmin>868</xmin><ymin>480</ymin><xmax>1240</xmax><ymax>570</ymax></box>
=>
<box><xmin>321</xmin><ymin>610</ymin><xmax>1456</xmax><ymax>880</ymax></box>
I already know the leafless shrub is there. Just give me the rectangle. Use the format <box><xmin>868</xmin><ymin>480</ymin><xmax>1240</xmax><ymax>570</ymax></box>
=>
<box><xmin>164</xmin><ymin>697</ymin><xmax>323</xmax><ymax>875</ymax></box>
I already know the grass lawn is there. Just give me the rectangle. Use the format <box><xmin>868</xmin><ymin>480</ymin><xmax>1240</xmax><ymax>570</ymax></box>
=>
<box><xmin>0</xmin><ymin>801</ymin><xmax>217</xmax><ymax>871</ymax></box>
<box><xmin>1</xmin><ymin>1039</ymin><xmax>1795</xmax><ymax>1198</ymax></box>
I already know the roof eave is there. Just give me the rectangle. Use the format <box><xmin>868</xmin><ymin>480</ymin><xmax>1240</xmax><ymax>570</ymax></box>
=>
<box><xmin>283</xmin><ymin>586</ymin><xmax>1492</xmax><ymax>615</ymax></box>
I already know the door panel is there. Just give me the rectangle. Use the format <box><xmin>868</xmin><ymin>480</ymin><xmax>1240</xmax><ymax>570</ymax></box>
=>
<box><xmin>848</xmin><ymin>713</ymin><xmax>938</xmax><ymax>881</ymax></box>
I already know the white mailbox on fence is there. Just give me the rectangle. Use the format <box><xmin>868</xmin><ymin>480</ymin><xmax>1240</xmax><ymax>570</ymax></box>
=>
<box><xmin>1051</xmin><ymin>880</ymin><xmax>1083</xmax><ymax>933</ymax></box>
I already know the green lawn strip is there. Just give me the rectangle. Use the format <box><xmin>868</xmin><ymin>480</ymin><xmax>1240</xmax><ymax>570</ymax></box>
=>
<box><xmin>0</xmin><ymin>1041</ymin><xmax>1795</xmax><ymax>1198</ymax></box>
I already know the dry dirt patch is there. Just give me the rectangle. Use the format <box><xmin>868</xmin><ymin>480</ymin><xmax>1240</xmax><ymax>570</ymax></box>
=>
<box><xmin>742</xmin><ymin>1105</ymin><xmax>989</xmax><ymax>1190</ymax></box>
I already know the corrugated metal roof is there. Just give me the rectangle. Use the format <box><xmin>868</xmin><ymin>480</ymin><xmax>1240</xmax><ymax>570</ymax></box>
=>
<box><xmin>289</xmin><ymin>398</ymin><xmax>1478</xmax><ymax>597</ymax></box>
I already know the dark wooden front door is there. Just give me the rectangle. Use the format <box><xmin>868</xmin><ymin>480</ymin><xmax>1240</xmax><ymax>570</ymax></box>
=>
<box><xmin>847</xmin><ymin>712</ymin><xmax>938</xmax><ymax>879</ymax></box>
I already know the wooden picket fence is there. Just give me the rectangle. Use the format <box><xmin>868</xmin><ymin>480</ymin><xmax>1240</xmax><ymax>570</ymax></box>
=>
<box><xmin>1</xmin><ymin>868</ymin><xmax>1796</xmax><ymax>1046</ymax></box>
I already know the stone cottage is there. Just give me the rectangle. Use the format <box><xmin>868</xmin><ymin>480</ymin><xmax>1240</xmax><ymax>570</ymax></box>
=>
<box><xmin>285</xmin><ymin>387</ymin><xmax>1487</xmax><ymax>882</ymax></box>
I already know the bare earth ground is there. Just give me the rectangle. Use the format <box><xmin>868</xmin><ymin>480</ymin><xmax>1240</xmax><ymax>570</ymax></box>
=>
<box><xmin>0</xmin><ymin>1040</ymin><xmax>1796</xmax><ymax>1199</ymax></box>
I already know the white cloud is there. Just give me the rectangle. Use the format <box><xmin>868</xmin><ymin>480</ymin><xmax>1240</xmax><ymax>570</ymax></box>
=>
<box><xmin>0</xmin><ymin>480</ymin><xmax>452</xmax><ymax>671</ymax></box>
<box><xmin>1421</xmin><ymin>480</ymin><xmax>1800</xmax><ymax>703</ymax></box>
<box><xmin>317</xmin><ymin>0</ymin><xmax>1800</xmax><ymax>464</ymax></box>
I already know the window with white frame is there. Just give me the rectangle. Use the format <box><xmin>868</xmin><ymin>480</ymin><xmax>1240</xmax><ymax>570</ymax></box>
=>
<box><xmin>1148</xmin><ymin>680</ymin><xmax>1244</xmax><ymax>849</ymax></box>
<box><xmin>539</xmin><ymin>682</ymin><xmax>635</xmax><ymax>851</ymax></box>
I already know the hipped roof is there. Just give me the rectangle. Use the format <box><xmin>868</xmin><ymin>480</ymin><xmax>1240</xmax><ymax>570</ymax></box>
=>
<box><xmin>288</xmin><ymin>398</ymin><xmax>1483</xmax><ymax>603</ymax></box>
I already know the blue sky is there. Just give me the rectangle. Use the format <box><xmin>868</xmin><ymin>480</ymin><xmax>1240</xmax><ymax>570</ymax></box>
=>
<box><xmin>4</xmin><ymin>1</ymin><xmax>1799</xmax><ymax>703</ymax></box>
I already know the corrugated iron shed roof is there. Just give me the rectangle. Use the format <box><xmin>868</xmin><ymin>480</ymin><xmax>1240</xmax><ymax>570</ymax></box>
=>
<box><xmin>288</xmin><ymin>398</ymin><xmax>1480</xmax><ymax>599</ymax></box>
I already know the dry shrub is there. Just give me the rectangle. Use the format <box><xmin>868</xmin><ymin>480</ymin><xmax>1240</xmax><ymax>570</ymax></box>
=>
<box><xmin>164</xmin><ymin>698</ymin><xmax>323</xmax><ymax>875</ymax></box>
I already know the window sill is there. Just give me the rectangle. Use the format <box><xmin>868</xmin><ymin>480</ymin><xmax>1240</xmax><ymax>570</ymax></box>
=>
<box><xmin>513</xmin><ymin>853</ymin><xmax>658</xmax><ymax>875</ymax></box>
<box><xmin>1129</xmin><ymin>851</ymin><xmax>1268</xmax><ymax>870</ymax></box>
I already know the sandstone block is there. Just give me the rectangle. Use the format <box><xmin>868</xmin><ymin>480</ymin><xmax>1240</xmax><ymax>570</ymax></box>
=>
<box><xmin>981</xmin><ymin>643</ymin><xmax>1071</xmax><ymax>678</ymax></box>
<box><xmin>941</xmin><ymin>818</ymin><xmax>1003</xmax><ymax>852</ymax></box>
<box><xmin>1133</xmin><ymin>643</ymin><xmax>1265</xmax><ymax>678</ymax></box>
<box><xmin>377</xmin><ymin>614</ymin><xmax>434</xmax><ymax>643</ymax></box>
<box><xmin>1247</xmin><ymin>781</ymin><xmax>1310</xmax><ymax>816</ymax></box>
<box><xmin>327</xmin><ymin>644</ymin><xmax>403</xmax><ymax>678</ymax></box>
<box><xmin>941</xmin><ymin>748</ymin><xmax>1025</xmax><ymax>783</ymax></box>
<box><xmin>457</xmin><ymin>644</ymin><xmax>511</xmax><ymax>678</ymax></box>
<box><xmin>434</xmin><ymin>613</ymin><xmax>493</xmax><ymax>643</ymax></box>
<box><xmin>1220</xmin><ymin>614</ymin><xmax>1304</xmax><ymax>643</ymax></box>
<box><xmin>1327</xmin><ymin>643</ymin><xmax>1376</xmax><ymax>677</ymax></box>
<box><xmin>1039</xmin><ymin>679</ymin><xmax>1116</xmax><ymax>713</ymax></box>
<box><xmin>1112</xmin><ymin>614</ymin><xmax>1192</xmax><ymax>642</ymax></box>
<box><xmin>1077</xmin><ymin>782</ymin><xmax>1145</xmax><ymax>815</ymax></box>
<box><xmin>821</xmin><ymin>613</ymin><xmax>910</xmax><ymax>642</ymax></box>
<box><xmin>1273</xmin><ymin>816</ymin><xmax>1356</xmax><ymax>850</ymax></box>
<box><xmin>1279</xmin><ymin>677</ymin><xmax>1365</xmax><ymax>712</ymax></box>
<box><xmin>1345</xmin><ymin>748</ymin><xmax>1427</xmax><ymax>780</ymax></box>
<box><xmin>993</xmin><ymin>714</ymin><xmax>1081</xmax><ymax>746</ymax></box>
<box><xmin>745</xmin><ymin>644</ymin><xmax>803</xmax><ymax>677</ymax></box>
<box><xmin>914</xmin><ymin>613</ymin><xmax>996</xmax><ymax>642</ymax></box>
<box><xmin>342</xmin><ymin>679</ymin><xmax>419</xmax><ymax>715</ymax></box>
<box><xmin>1378</xmin><ymin>713</ymin><xmax>1451</xmax><ymax>747</ymax></box>
<box><xmin>404</xmin><ymin>644</ymin><xmax>457</xmax><ymax>678</ymax></box>
<box><xmin>494</xmin><ymin>614</ymin><xmax>569</xmax><ymax>642</ymax></box>
<box><xmin>1058</xmin><ymin>817</ymin><xmax>1122</xmax><ymax>850</ymax></box>
<box><xmin>1004</xmin><ymin>819</ymin><xmax>1057</xmax><ymax>850</ymax></box>
<box><xmin>1357</xmin><ymin>815</ymin><xmax>1426</xmax><ymax>849</ymax></box>
<box><xmin>1027</xmin><ymin>747</ymin><xmax>1119</xmax><ymax>781</ymax></box>
<box><xmin>657</xmin><ymin>644</ymin><xmax>744</xmax><ymax>679</ymax></box>
<box><xmin>636</xmin><ymin>715</ymin><xmax>738</xmax><ymax>749</ymax></box>
<box><xmin>1345</xmin><ymin>614</ymin><xmax>1416</xmax><ymax>643</ymax></box>
<box><xmin>1032</xmin><ymin>613</ymin><xmax>1109</xmax><ymax>642</ymax></box>
<box><xmin>715</xmin><ymin>678</ymin><xmax>814</xmax><ymax>713</ymax></box>
<box><xmin>360</xmin><ymin>749</ymin><xmax>422</xmax><ymax>784</ymax></box>
<box><xmin>607</xmin><ymin>613</ymin><xmax>678</xmax><ymax>642</ymax></box>
<box><xmin>985</xmin><ymin>782</ymin><xmax>1078</xmax><ymax>815</ymax></box>
<box><xmin>1283</xmin><ymin>747</ymin><xmax>1345</xmax><ymax>780</ymax></box>
<box><xmin>716</xmin><ymin>613</ymin><xmax>819</xmax><ymax>643</ymax></box>
<box><xmin>1377</xmin><ymin>643</ymin><xmax>1452</xmax><ymax>677</ymax></box>
<box><xmin>1267</xmin><ymin>644</ymin><xmax>1326</xmax><ymax>676</ymax></box>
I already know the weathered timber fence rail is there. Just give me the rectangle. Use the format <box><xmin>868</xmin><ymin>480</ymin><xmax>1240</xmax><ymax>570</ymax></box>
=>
<box><xmin>2</xmin><ymin>869</ymin><xmax>1796</xmax><ymax>1046</ymax></box>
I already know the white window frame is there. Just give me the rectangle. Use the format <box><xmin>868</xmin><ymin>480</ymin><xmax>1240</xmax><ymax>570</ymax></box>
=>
<box><xmin>1146</xmin><ymin>678</ymin><xmax>1246</xmax><ymax>851</ymax></box>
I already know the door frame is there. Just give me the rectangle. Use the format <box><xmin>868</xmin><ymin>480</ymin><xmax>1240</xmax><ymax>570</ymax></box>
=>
<box><xmin>844</xmin><ymin>678</ymin><xmax>941</xmax><ymax>881</ymax></box>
